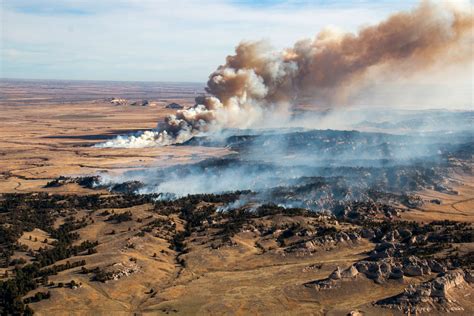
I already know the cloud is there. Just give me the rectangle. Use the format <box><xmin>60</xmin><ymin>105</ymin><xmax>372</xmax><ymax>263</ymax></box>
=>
<box><xmin>1</xmin><ymin>0</ymin><xmax>419</xmax><ymax>81</ymax></box>
<box><xmin>3</xmin><ymin>0</ymin><xmax>131</xmax><ymax>16</ymax></box>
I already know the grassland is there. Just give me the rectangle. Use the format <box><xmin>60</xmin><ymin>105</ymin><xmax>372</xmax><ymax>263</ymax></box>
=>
<box><xmin>0</xmin><ymin>80</ymin><xmax>472</xmax><ymax>315</ymax></box>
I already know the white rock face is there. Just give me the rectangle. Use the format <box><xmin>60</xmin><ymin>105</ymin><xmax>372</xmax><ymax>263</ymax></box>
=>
<box><xmin>110</xmin><ymin>98</ymin><xmax>128</xmax><ymax>106</ymax></box>
<box><xmin>107</xmin><ymin>261</ymin><xmax>141</xmax><ymax>281</ymax></box>
<box><xmin>376</xmin><ymin>269</ymin><xmax>473</xmax><ymax>313</ymax></box>
<box><xmin>341</xmin><ymin>265</ymin><xmax>359</xmax><ymax>278</ymax></box>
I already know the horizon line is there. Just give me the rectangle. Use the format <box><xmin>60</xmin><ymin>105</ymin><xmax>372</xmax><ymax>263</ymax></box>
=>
<box><xmin>0</xmin><ymin>77</ymin><xmax>206</xmax><ymax>85</ymax></box>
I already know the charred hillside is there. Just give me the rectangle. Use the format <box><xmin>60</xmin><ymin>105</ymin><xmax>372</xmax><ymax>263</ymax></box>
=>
<box><xmin>73</xmin><ymin>128</ymin><xmax>474</xmax><ymax>212</ymax></box>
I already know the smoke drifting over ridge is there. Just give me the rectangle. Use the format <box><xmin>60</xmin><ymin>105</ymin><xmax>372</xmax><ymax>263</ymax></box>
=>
<box><xmin>99</xmin><ymin>1</ymin><xmax>473</xmax><ymax>148</ymax></box>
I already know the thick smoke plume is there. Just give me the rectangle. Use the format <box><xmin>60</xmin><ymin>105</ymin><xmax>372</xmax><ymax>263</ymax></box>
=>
<box><xmin>99</xmin><ymin>1</ymin><xmax>473</xmax><ymax>148</ymax></box>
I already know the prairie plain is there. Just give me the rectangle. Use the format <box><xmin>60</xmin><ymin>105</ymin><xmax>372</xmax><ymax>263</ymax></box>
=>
<box><xmin>0</xmin><ymin>80</ymin><xmax>472</xmax><ymax>316</ymax></box>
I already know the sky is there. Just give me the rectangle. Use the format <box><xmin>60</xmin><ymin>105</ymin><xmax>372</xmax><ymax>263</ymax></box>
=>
<box><xmin>0</xmin><ymin>0</ymin><xmax>435</xmax><ymax>82</ymax></box>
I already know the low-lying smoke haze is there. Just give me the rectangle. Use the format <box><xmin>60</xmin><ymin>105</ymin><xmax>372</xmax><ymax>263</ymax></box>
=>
<box><xmin>93</xmin><ymin>1</ymin><xmax>473</xmax><ymax>210</ymax></box>
<box><xmin>95</xmin><ymin>109</ymin><xmax>473</xmax><ymax>207</ymax></box>
<box><xmin>98</xmin><ymin>0</ymin><xmax>473</xmax><ymax>149</ymax></box>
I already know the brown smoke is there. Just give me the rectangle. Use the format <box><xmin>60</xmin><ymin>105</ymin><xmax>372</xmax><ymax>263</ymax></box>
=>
<box><xmin>101</xmin><ymin>1</ymin><xmax>473</xmax><ymax>148</ymax></box>
<box><xmin>206</xmin><ymin>0</ymin><xmax>473</xmax><ymax>108</ymax></box>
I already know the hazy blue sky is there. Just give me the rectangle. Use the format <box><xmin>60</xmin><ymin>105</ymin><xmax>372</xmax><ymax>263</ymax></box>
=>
<box><xmin>1</xmin><ymin>0</ymin><xmax>424</xmax><ymax>82</ymax></box>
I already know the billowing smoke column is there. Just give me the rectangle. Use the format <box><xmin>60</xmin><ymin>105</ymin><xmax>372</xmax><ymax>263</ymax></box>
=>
<box><xmin>98</xmin><ymin>1</ymin><xmax>473</xmax><ymax>148</ymax></box>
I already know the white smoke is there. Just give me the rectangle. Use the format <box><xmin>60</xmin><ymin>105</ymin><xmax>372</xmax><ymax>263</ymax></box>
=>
<box><xmin>97</xmin><ymin>0</ymin><xmax>473</xmax><ymax>148</ymax></box>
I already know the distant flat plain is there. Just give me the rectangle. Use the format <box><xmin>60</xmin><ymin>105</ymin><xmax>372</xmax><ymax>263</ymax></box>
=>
<box><xmin>0</xmin><ymin>79</ymin><xmax>228</xmax><ymax>193</ymax></box>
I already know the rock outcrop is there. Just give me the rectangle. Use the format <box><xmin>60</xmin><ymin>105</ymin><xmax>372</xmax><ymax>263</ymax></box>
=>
<box><xmin>376</xmin><ymin>269</ymin><xmax>473</xmax><ymax>314</ymax></box>
<box><xmin>306</xmin><ymin>265</ymin><xmax>359</xmax><ymax>290</ymax></box>
<box><xmin>110</xmin><ymin>98</ymin><xmax>128</xmax><ymax>105</ymax></box>
<box><xmin>310</xmin><ymin>255</ymin><xmax>449</xmax><ymax>289</ymax></box>
<box><xmin>291</xmin><ymin>231</ymin><xmax>362</xmax><ymax>254</ymax></box>
<box><xmin>354</xmin><ymin>256</ymin><xmax>444</xmax><ymax>283</ymax></box>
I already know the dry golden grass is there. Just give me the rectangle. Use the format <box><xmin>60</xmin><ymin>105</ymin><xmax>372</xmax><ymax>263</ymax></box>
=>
<box><xmin>0</xmin><ymin>101</ymin><xmax>229</xmax><ymax>193</ymax></box>
<box><xmin>31</xmin><ymin>226</ymin><xmax>377</xmax><ymax>315</ymax></box>
<box><xmin>401</xmin><ymin>171</ymin><xmax>474</xmax><ymax>223</ymax></box>
<box><xmin>1</xmin><ymin>85</ymin><xmax>472</xmax><ymax>315</ymax></box>
<box><xmin>19</xmin><ymin>229</ymin><xmax>56</xmax><ymax>252</ymax></box>
<box><xmin>27</xmin><ymin>204</ymin><xmax>180</xmax><ymax>315</ymax></box>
